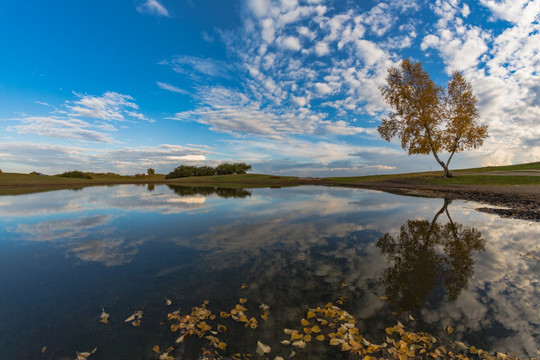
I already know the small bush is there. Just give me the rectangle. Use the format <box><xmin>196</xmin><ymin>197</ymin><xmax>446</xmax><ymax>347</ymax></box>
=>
<box><xmin>60</xmin><ymin>171</ymin><xmax>92</xmax><ymax>179</ymax></box>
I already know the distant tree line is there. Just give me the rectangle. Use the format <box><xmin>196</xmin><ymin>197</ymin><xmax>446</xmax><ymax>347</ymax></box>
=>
<box><xmin>165</xmin><ymin>163</ymin><xmax>252</xmax><ymax>179</ymax></box>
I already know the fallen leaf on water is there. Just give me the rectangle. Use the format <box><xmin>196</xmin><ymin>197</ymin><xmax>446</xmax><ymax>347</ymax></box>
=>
<box><xmin>41</xmin><ymin>346</ymin><xmax>47</xmax><ymax>353</ymax></box>
<box><xmin>409</xmin><ymin>314</ymin><xmax>415</xmax><ymax>321</ymax></box>
<box><xmin>261</xmin><ymin>312</ymin><xmax>269</xmax><ymax>321</ymax></box>
<box><xmin>165</xmin><ymin>298</ymin><xmax>172</xmax><ymax>306</ymax></box>
<box><xmin>280</xmin><ymin>340</ymin><xmax>291</xmax><ymax>345</ymax></box>
<box><xmin>379</xmin><ymin>295</ymin><xmax>388</xmax><ymax>300</ymax></box>
<box><xmin>445</xmin><ymin>325</ymin><xmax>454</xmax><ymax>335</ymax></box>
<box><xmin>341</xmin><ymin>283</ymin><xmax>348</xmax><ymax>287</ymax></box>
<box><xmin>125</xmin><ymin>310</ymin><xmax>143</xmax><ymax>323</ymax></box>
<box><xmin>316</xmin><ymin>335</ymin><xmax>325</xmax><ymax>341</ymax></box>
<box><xmin>241</xmin><ymin>283</ymin><xmax>249</xmax><ymax>289</ymax></box>
<box><xmin>300</xmin><ymin>318</ymin><xmax>310</xmax><ymax>326</ymax></box>
<box><xmin>274</xmin><ymin>357</ymin><xmax>284</xmax><ymax>360</ymax></box>
<box><xmin>260</xmin><ymin>303</ymin><xmax>270</xmax><ymax>311</ymax></box>
<box><xmin>292</xmin><ymin>340</ymin><xmax>306</xmax><ymax>349</ymax></box>
<box><xmin>100</xmin><ymin>308</ymin><xmax>110</xmax><ymax>324</ymax></box>
<box><xmin>218</xmin><ymin>342</ymin><xmax>227</xmax><ymax>350</ymax></box>
<box><xmin>290</xmin><ymin>350</ymin><xmax>296</xmax><ymax>358</ymax></box>
<box><xmin>132</xmin><ymin>319</ymin><xmax>141</xmax><ymax>327</ymax></box>
<box><xmin>152</xmin><ymin>345</ymin><xmax>161</xmax><ymax>354</ymax></box>
<box><xmin>239</xmin><ymin>298</ymin><xmax>247</xmax><ymax>304</ymax></box>
<box><xmin>256</xmin><ymin>341</ymin><xmax>271</xmax><ymax>356</ymax></box>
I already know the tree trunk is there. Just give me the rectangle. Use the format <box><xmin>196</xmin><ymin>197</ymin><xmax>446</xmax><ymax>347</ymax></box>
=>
<box><xmin>431</xmin><ymin>150</ymin><xmax>454</xmax><ymax>178</ymax></box>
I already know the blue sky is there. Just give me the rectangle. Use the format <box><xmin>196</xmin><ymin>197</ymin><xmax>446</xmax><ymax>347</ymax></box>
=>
<box><xmin>0</xmin><ymin>0</ymin><xmax>539</xmax><ymax>176</ymax></box>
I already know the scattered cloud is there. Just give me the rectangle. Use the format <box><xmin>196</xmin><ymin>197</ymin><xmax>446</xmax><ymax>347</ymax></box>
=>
<box><xmin>136</xmin><ymin>0</ymin><xmax>169</xmax><ymax>17</ymax></box>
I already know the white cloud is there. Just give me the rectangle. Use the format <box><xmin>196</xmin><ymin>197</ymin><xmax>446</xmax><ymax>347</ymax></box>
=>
<box><xmin>314</xmin><ymin>82</ymin><xmax>333</xmax><ymax>95</ymax></box>
<box><xmin>136</xmin><ymin>0</ymin><xmax>169</xmax><ymax>17</ymax></box>
<box><xmin>281</xmin><ymin>36</ymin><xmax>301</xmax><ymax>50</ymax></box>
<box><xmin>314</xmin><ymin>41</ymin><xmax>330</xmax><ymax>56</ymax></box>
<box><xmin>156</xmin><ymin>81</ymin><xmax>188</xmax><ymax>94</ymax></box>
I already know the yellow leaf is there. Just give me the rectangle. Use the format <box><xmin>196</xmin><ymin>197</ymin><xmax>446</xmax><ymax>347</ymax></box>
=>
<box><xmin>307</xmin><ymin>311</ymin><xmax>316</xmax><ymax>319</ymax></box>
<box><xmin>152</xmin><ymin>345</ymin><xmax>160</xmax><ymax>354</ymax></box>
<box><xmin>291</xmin><ymin>332</ymin><xmax>302</xmax><ymax>341</ymax></box>
<box><xmin>445</xmin><ymin>326</ymin><xmax>454</xmax><ymax>335</ymax></box>
<box><xmin>300</xmin><ymin>318</ymin><xmax>310</xmax><ymax>326</ymax></box>
<box><xmin>342</xmin><ymin>342</ymin><xmax>352</xmax><ymax>351</ymax></box>
<box><xmin>409</xmin><ymin>314</ymin><xmax>415</xmax><ymax>321</ymax></box>
<box><xmin>316</xmin><ymin>335</ymin><xmax>325</xmax><ymax>341</ymax></box>
<box><xmin>165</xmin><ymin>298</ymin><xmax>172</xmax><ymax>306</ymax></box>
<box><xmin>302</xmin><ymin>335</ymin><xmax>312</xmax><ymax>343</ymax></box>
<box><xmin>41</xmin><ymin>346</ymin><xmax>47</xmax><ymax>353</ymax></box>
<box><xmin>100</xmin><ymin>318</ymin><xmax>108</xmax><ymax>324</ymax></box>
<box><xmin>379</xmin><ymin>295</ymin><xmax>388</xmax><ymax>300</ymax></box>
<box><xmin>341</xmin><ymin>283</ymin><xmax>348</xmax><ymax>287</ymax></box>
<box><xmin>261</xmin><ymin>312</ymin><xmax>269</xmax><ymax>321</ymax></box>
<box><xmin>238</xmin><ymin>315</ymin><xmax>248</xmax><ymax>323</ymax></box>
<box><xmin>311</xmin><ymin>325</ymin><xmax>321</xmax><ymax>333</ymax></box>
<box><xmin>470</xmin><ymin>346</ymin><xmax>478</xmax><ymax>354</ymax></box>
<box><xmin>132</xmin><ymin>319</ymin><xmax>141</xmax><ymax>327</ymax></box>
<box><xmin>241</xmin><ymin>283</ymin><xmax>249</xmax><ymax>289</ymax></box>
<box><xmin>220</xmin><ymin>311</ymin><xmax>230</xmax><ymax>318</ymax></box>
<box><xmin>329</xmin><ymin>338</ymin><xmax>340</xmax><ymax>346</ymax></box>
<box><xmin>217</xmin><ymin>324</ymin><xmax>227</xmax><ymax>332</ymax></box>
<box><xmin>280</xmin><ymin>340</ymin><xmax>291</xmax><ymax>345</ymax></box>
<box><xmin>292</xmin><ymin>340</ymin><xmax>306</xmax><ymax>349</ymax></box>
<box><xmin>218</xmin><ymin>342</ymin><xmax>227</xmax><ymax>350</ymax></box>
<box><xmin>170</xmin><ymin>324</ymin><xmax>179</xmax><ymax>332</ymax></box>
<box><xmin>239</xmin><ymin>298</ymin><xmax>247</xmax><ymax>304</ymax></box>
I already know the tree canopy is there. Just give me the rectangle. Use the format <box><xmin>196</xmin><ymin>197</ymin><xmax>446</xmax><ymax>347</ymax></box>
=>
<box><xmin>378</xmin><ymin>59</ymin><xmax>488</xmax><ymax>178</ymax></box>
<box><xmin>165</xmin><ymin>163</ymin><xmax>252</xmax><ymax>179</ymax></box>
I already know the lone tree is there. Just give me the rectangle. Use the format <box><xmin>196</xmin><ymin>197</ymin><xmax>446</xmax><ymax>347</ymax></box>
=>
<box><xmin>378</xmin><ymin>59</ymin><xmax>488</xmax><ymax>178</ymax></box>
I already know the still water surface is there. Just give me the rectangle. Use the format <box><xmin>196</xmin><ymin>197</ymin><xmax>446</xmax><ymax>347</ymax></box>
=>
<box><xmin>0</xmin><ymin>185</ymin><xmax>538</xmax><ymax>359</ymax></box>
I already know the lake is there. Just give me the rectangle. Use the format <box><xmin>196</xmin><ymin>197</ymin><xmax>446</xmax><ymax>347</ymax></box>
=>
<box><xmin>0</xmin><ymin>185</ymin><xmax>538</xmax><ymax>359</ymax></box>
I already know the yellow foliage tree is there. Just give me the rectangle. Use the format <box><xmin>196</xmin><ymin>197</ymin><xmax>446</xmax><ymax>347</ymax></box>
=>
<box><xmin>378</xmin><ymin>59</ymin><xmax>488</xmax><ymax>178</ymax></box>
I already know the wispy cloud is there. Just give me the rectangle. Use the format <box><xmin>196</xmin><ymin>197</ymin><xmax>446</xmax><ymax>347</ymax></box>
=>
<box><xmin>136</xmin><ymin>0</ymin><xmax>169</xmax><ymax>17</ymax></box>
<box><xmin>8</xmin><ymin>116</ymin><xmax>115</xmax><ymax>143</ymax></box>
<box><xmin>0</xmin><ymin>142</ymin><xmax>212</xmax><ymax>174</ymax></box>
<box><xmin>160</xmin><ymin>55</ymin><xmax>232</xmax><ymax>79</ymax></box>
<box><xmin>156</xmin><ymin>81</ymin><xmax>189</xmax><ymax>94</ymax></box>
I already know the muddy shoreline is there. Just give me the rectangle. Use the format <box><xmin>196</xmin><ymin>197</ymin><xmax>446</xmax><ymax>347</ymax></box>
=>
<box><xmin>320</xmin><ymin>179</ymin><xmax>540</xmax><ymax>222</ymax></box>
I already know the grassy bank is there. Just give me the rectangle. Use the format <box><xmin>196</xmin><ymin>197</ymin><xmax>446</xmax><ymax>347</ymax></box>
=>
<box><xmin>0</xmin><ymin>161</ymin><xmax>538</xmax><ymax>196</ymax></box>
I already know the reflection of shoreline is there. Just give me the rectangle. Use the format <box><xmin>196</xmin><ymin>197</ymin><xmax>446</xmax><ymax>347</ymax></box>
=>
<box><xmin>377</xmin><ymin>199</ymin><xmax>485</xmax><ymax>311</ymax></box>
<box><xmin>166</xmin><ymin>185</ymin><xmax>251</xmax><ymax>198</ymax></box>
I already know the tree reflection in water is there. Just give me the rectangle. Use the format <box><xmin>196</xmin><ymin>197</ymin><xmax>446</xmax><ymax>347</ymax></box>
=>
<box><xmin>377</xmin><ymin>199</ymin><xmax>485</xmax><ymax>311</ymax></box>
<box><xmin>167</xmin><ymin>185</ymin><xmax>252</xmax><ymax>198</ymax></box>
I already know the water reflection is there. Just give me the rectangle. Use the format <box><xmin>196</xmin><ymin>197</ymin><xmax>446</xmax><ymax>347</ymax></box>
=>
<box><xmin>377</xmin><ymin>199</ymin><xmax>485</xmax><ymax>311</ymax></box>
<box><xmin>0</xmin><ymin>186</ymin><xmax>538</xmax><ymax>359</ymax></box>
<box><xmin>167</xmin><ymin>185</ymin><xmax>252</xmax><ymax>198</ymax></box>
